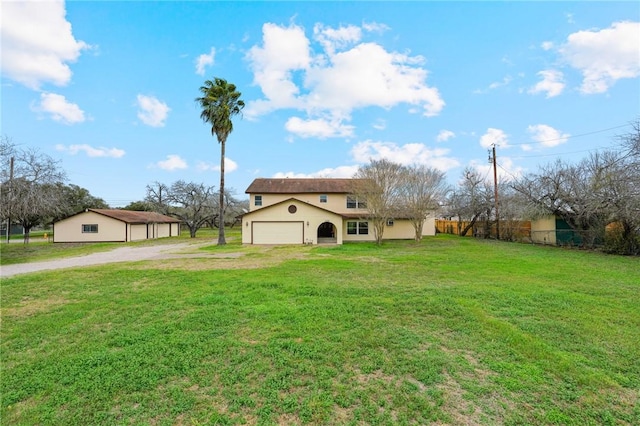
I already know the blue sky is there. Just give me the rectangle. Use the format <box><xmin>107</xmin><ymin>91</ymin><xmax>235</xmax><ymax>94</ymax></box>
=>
<box><xmin>2</xmin><ymin>1</ymin><xmax>639</xmax><ymax>207</ymax></box>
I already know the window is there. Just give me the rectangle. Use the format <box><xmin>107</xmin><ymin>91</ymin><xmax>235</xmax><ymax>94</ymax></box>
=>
<box><xmin>346</xmin><ymin>196</ymin><xmax>366</xmax><ymax>209</ymax></box>
<box><xmin>347</xmin><ymin>221</ymin><xmax>368</xmax><ymax>235</ymax></box>
<box><xmin>255</xmin><ymin>195</ymin><xmax>262</xmax><ymax>206</ymax></box>
<box><xmin>319</xmin><ymin>194</ymin><xmax>327</xmax><ymax>203</ymax></box>
<box><xmin>386</xmin><ymin>219</ymin><xmax>394</xmax><ymax>227</ymax></box>
<box><xmin>288</xmin><ymin>205</ymin><xmax>297</xmax><ymax>214</ymax></box>
<box><xmin>82</xmin><ymin>224</ymin><xmax>98</xmax><ymax>233</ymax></box>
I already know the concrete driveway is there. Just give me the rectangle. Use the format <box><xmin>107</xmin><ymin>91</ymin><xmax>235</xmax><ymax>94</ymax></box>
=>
<box><xmin>0</xmin><ymin>242</ymin><xmax>206</xmax><ymax>278</ymax></box>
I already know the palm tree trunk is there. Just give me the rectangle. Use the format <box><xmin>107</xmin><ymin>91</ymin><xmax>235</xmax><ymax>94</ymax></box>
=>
<box><xmin>218</xmin><ymin>138</ymin><xmax>226</xmax><ymax>245</ymax></box>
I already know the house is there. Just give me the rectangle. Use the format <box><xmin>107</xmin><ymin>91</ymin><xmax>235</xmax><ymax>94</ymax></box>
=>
<box><xmin>241</xmin><ymin>178</ymin><xmax>436</xmax><ymax>245</ymax></box>
<box><xmin>53</xmin><ymin>209</ymin><xmax>181</xmax><ymax>243</ymax></box>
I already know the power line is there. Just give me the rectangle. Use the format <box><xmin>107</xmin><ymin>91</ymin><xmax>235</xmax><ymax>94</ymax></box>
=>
<box><xmin>510</xmin><ymin>146</ymin><xmax>610</xmax><ymax>159</ymax></box>
<box><xmin>507</xmin><ymin>123</ymin><xmax>630</xmax><ymax>147</ymax></box>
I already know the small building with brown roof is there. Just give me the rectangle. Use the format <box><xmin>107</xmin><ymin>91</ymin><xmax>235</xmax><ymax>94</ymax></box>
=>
<box><xmin>53</xmin><ymin>209</ymin><xmax>181</xmax><ymax>243</ymax></box>
<box><xmin>242</xmin><ymin>178</ymin><xmax>436</xmax><ymax>245</ymax></box>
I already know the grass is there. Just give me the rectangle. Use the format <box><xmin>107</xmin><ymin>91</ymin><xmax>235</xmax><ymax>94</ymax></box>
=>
<box><xmin>1</xmin><ymin>236</ymin><xmax>639</xmax><ymax>425</ymax></box>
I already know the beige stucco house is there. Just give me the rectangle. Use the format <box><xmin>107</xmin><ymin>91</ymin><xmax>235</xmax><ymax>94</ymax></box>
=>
<box><xmin>53</xmin><ymin>209</ymin><xmax>181</xmax><ymax>243</ymax></box>
<box><xmin>242</xmin><ymin>178</ymin><xmax>436</xmax><ymax>245</ymax></box>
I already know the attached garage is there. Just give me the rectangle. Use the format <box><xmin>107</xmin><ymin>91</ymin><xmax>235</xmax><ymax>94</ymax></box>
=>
<box><xmin>252</xmin><ymin>221</ymin><xmax>304</xmax><ymax>244</ymax></box>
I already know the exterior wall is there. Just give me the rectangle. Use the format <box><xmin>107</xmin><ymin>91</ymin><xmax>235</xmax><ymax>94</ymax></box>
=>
<box><xmin>242</xmin><ymin>199</ymin><xmax>343</xmax><ymax>244</ymax></box>
<box><xmin>530</xmin><ymin>216</ymin><xmax>557</xmax><ymax>245</ymax></box>
<box><xmin>129</xmin><ymin>224</ymin><xmax>147</xmax><ymax>241</ymax></box>
<box><xmin>250</xmin><ymin>193</ymin><xmax>367</xmax><ymax>216</ymax></box>
<box><xmin>54</xmin><ymin>212</ymin><xmax>126</xmax><ymax>242</ymax></box>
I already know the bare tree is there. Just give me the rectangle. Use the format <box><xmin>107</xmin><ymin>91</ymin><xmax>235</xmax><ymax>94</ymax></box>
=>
<box><xmin>1</xmin><ymin>136</ymin><xmax>67</xmax><ymax>243</ymax></box>
<box><xmin>402</xmin><ymin>165</ymin><xmax>449</xmax><ymax>242</ymax></box>
<box><xmin>352</xmin><ymin>159</ymin><xmax>406</xmax><ymax>245</ymax></box>
<box><xmin>446</xmin><ymin>168</ymin><xmax>494</xmax><ymax>237</ymax></box>
<box><xmin>513</xmin><ymin>122</ymin><xmax>640</xmax><ymax>254</ymax></box>
<box><xmin>146</xmin><ymin>180</ymin><xmax>217</xmax><ymax>238</ymax></box>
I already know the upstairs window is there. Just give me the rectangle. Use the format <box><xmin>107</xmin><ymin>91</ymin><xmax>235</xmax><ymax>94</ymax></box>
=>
<box><xmin>254</xmin><ymin>195</ymin><xmax>262</xmax><ymax>206</ymax></box>
<box><xmin>346</xmin><ymin>196</ymin><xmax>366</xmax><ymax>209</ymax></box>
<box><xmin>82</xmin><ymin>224</ymin><xmax>98</xmax><ymax>233</ymax></box>
<box><xmin>319</xmin><ymin>194</ymin><xmax>327</xmax><ymax>203</ymax></box>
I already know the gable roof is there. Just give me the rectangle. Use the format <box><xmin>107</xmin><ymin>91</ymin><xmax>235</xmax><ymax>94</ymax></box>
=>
<box><xmin>86</xmin><ymin>209</ymin><xmax>181</xmax><ymax>224</ymax></box>
<box><xmin>246</xmin><ymin>178</ymin><xmax>359</xmax><ymax>194</ymax></box>
<box><xmin>241</xmin><ymin>197</ymin><xmax>354</xmax><ymax>219</ymax></box>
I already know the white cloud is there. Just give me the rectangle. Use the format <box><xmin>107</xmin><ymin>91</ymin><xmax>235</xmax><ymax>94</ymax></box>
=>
<box><xmin>196</xmin><ymin>157</ymin><xmax>238</xmax><ymax>173</ymax></box>
<box><xmin>285</xmin><ymin>116</ymin><xmax>355</xmax><ymax>139</ymax></box>
<box><xmin>436</xmin><ymin>130</ymin><xmax>455</xmax><ymax>142</ymax></box>
<box><xmin>372</xmin><ymin>119</ymin><xmax>386</xmax><ymax>130</ymax></box>
<box><xmin>1</xmin><ymin>0</ymin><xmax>90</xmax><ymax>90</ymax></box>
<box><xmin>136</xmin><ymin>94</ymin><xmax>170</xmax><ymax>127</ymax></box>
<box><xmin>155</xmin><ymin>155</ymin><xmax>187</xmax><ymax>171</ymax></box>
<box><xmin>55</xmin><ymin>144</ymin><xmax>125</xmax><ymax>158</ymax></box>
<box><xmin>245</xmin><ymin>22</ymin><xmax>444</xmax><ymax>136</ymax></box>
<box><xmin>474</xmin><ymin>75</ymin><xmax>512</xmax><ymax>94</ymax></box>
<box><xmin>351</xmin><ymin>140</ymin><xmax>460</xmax><ymax>171</ymax></box>
<box><xmin>195</xmin><ymin>47</ymin><xmax>215</xmax><ymax>76</ymax></box>
<box><xmin>527</xmin><ymin>124</ymin><xmax>570</xmax><ymax>148</ymax></box>
<box><xmin>480</xmin><ymin>128</ymin><xmax>509</xmax><ymax>149</ymax></box>
<box><xmin>541</xmin><ymin>41</ymin><xmax>554</xmax><ymax>51</ymax></box>
<box><xmin>273</xmin><ymin>165</ymin><xmax>359</xmax><ymax>179</ymax></box>
<box><xmin>32</xmin><ymin>92</ymin><xmax>86</xmax><ymax>124</ymax></box>
<box><xmin>559</xmin><ymin>21</ymin><xmax>640</xmax><ymax>94</ymax></box>
<box><xmin>313</xmin><ymin>23</ymin><xmax>362</xmax><ymax>55</ymax></box>
<box><xmin>245</xmin><ymin>23</ymin><xmax>311</xmax><ymax>117</ymax></box>
<box><xmin>528</xmin><ymin>69</ymin><xmax>565</xmax><ymax>98</ymax></box>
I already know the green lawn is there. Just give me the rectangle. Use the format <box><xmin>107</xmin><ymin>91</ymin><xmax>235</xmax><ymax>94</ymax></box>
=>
<box><xmin>1</xmin><ymin>236</ymin><xmax>639</xmax><ymax>425</ymax></box>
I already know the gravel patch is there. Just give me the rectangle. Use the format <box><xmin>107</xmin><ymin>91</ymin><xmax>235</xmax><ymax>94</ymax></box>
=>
<box><xmin>0</xmin><ymin>242</ymin><xmax>210</xmax><ymax>278</ymax></box>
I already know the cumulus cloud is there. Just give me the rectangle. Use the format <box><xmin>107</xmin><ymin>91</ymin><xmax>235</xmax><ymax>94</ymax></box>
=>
<box><xmin>559</xmin><ymin>21</ymin><xmax>640</xmax><ymax>94</ymax></box>
<box><xmin>195</xmin><ymin>47</ymin><xmax>215</xmax><ymax>76</ymax></box>
<box><xmin>273</xmin><ymin>165</ymin><xmax>360</xmax><ymax>179</ymax></box>
<box><xmin>527</xmin><ymin>124</ymin><xmax>570</xmax><ymax>148</ymax></box>
<box><xmin>285</xmin><ymin>116</ymin><xmax>355</xmax><ymax>139</ymax></box>
<box><xmin>31</xmin><ymin>92</ymin><xmax>86</xmax><ymax>124</ymax></box>
<box><xmin>1</xmin><ymin>0</ymin><xmax>90</xmax><ymax>89</ymax></box>
<box><xmin>479</xmin><ymin>128</ymin><xmax>509</xmax><ymax>149</ymax></box>
<box><xmin>155</xmin><ymin>155</ymin><xmax>187</xmax><ymax>171</ymax></box>
<box><xmin>55</xmin><ymin>144</ymin><xmax>125</xmax><ymax>158</ymax></box>
<box><xmin>196</xmin><ymin>157</ymin><xmax>238</xmax><ymax>173</ymax></box>
<box><xmin>245</xmin><ymin>21</ymin><xmax>444</xmax><ymax>138</ymax></box>
<box><xmin>136</xmin><ymin>94</ymin><xmax>170</xmax><ymax>127</ymax></box>
<box><xmin>529</xmin><ymin>69</ymin><xmax>565</xmax><ymax>98</ymax></box>
<box><xmin>351</xmin><ymin>140</ymin><xmax>460</xmax><ymax>171</ymax></box>
<box><xmin>436</xmin><ymin>130</ymin><xmax>455</xmax><ymax>142</ymax></box>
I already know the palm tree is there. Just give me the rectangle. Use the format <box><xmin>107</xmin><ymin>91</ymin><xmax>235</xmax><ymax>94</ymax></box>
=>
<box><xmin>196</xmin><ymin>77</ymin><xmax>244</xmax><ymax>245</ymax></box>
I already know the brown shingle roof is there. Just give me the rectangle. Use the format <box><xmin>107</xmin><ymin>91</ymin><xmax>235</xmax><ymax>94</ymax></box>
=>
<box><xmin>245</xmin><ymin>178</ymin><xmax>359</xmax><ymax>194</ymax></box>
<box><xmin>89</xmin><ymin>209</ymin><xmax>181</xmax><ymax>224</ymax></box>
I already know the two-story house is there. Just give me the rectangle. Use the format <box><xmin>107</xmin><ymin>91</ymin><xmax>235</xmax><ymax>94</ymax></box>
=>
<box><xmin>241</xmin><ymin>178</ymin><xmax>436</xmax><ymax>245</ymax></box>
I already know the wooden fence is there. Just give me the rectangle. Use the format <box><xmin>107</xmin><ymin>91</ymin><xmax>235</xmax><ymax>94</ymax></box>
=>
<box><xmin>435</xmin><ymin>219</ymin><xmax>532</xmax><ymax>241</ymax></box>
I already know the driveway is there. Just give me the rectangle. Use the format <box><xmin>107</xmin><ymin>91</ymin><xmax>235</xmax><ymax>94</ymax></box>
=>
<box><xmin>0</xmin><ymin>242</ymin><xmax>207</xmax><ymax>278</ymax></box>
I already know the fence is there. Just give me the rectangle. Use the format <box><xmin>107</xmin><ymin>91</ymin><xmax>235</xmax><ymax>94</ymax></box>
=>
<box><xmin>435</xmin><ymin>219</ymin><xmax>532</xmax><ymax>242</ymax></box>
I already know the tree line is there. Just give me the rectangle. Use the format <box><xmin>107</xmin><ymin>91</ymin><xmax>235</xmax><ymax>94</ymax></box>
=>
<box><xmin>0</xmin><ymin>136</ymin><xmax>248</xmax><ymax>243</ymax></box>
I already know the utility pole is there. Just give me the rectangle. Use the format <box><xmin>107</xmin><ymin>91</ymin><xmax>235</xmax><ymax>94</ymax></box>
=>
<box><xmin>489</xmin><ymin>145</ymin><xmax>500</xmax><ymax>240</ymax></box>
<box><xmin>6</xmin><ymin>156</ymin><xmax>14</xmax><ymax>243</ymax></box>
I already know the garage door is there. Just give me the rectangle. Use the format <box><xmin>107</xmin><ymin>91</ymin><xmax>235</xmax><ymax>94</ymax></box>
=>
<box><xmin>253</xmin><ymin>222</ymin><xmax>304</xmax><ymax>244</ymax></box>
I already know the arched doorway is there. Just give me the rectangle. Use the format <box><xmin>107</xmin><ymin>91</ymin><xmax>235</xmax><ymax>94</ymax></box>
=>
<box><xmin>317</xmin><ymin>222</ymin><xmax>337</xmax><ymax>244</ymax></box>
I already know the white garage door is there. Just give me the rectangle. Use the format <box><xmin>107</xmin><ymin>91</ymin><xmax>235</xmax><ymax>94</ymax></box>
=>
<box><xmin>253</xmin><ymin>222</ymin><xmax>304</xmax><ymax>244</ymax></box>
